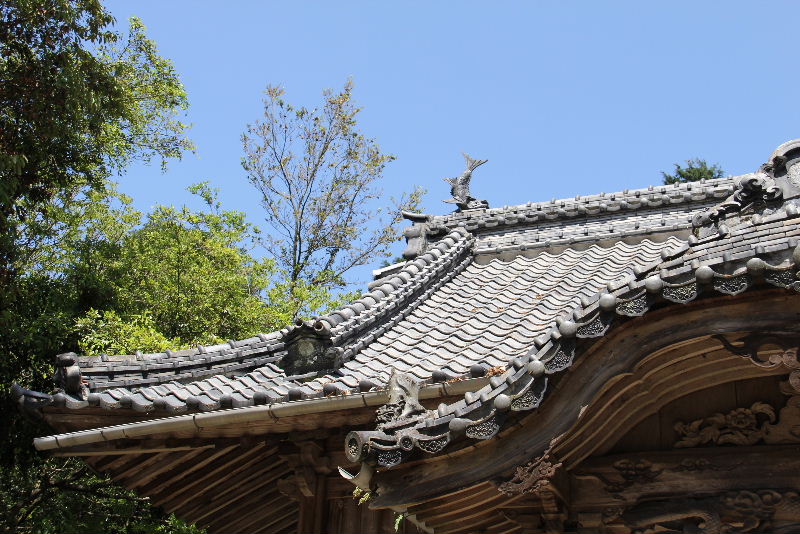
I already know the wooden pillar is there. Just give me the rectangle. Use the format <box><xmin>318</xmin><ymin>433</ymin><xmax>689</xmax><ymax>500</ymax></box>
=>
<box><xmin>340</xmin><ymin>498</ymin><xmax>359</xmax><ymax>534</ymax></box>
<box><xmin>378</xmin><ymin>510</ymin><xmax>394</xmax><ymax>533</ymax></box>
<box><xmin>539</xmin><ymin>488</ymin><xmax>567</xmax><ymax>534</ymax></box>
<box><xmin>313</xmin><ymin>475</ymin><xmax>328</xmax><ymax>533</ymax></box>
<box><xmin>277</xmin><ymin>440</ymin><xmax>332</xmax><ymax>533</ymax></box>
<box><xmin>328</xmin><ymin>499</ymin><xmax>344</xmax><ymax>533</ymax></box>
<box><xmin>577</xmin><ymin>512</ymin><xmax>604</xmax><ymax>533</ymax></box>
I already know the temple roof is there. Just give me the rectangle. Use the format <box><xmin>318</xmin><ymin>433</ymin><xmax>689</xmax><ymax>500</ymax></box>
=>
<box><xmin>19</xmin><ymin>139</ymin><xmax>800</xmax><ymax>530</ymax></box>
<box><xmin>23</xmin><ymin>174</ymin><xmax>742</xmax><ymax>418</ymax></box>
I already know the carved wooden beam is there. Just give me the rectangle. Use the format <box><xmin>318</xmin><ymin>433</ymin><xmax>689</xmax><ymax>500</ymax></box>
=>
<box><xmin>617</xmin><ymin>490</ymin><xmax>800</xmax><ymax>534</ymax></box>
<box><xmin>572</xmin><ymin>445</ymin><xmax>800</xmax><ymax>510</ymax></box>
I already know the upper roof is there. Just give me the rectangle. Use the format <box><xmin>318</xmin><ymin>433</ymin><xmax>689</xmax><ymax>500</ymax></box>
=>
<box><xmin>23</xmin><ymin>172</ymin><xmax>741</xmax><ymax>418</ymax></box>
<box><xmin>338</xmin><ymin>137</ymin><xmax>800</xmax><ymax>476</ymax></box>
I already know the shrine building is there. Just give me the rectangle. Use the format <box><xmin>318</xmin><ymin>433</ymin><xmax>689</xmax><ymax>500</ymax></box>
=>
<box><xmin>14</xmin><ymin>139</ymin><xmax>800</xmax><ymax>533</ymax></box>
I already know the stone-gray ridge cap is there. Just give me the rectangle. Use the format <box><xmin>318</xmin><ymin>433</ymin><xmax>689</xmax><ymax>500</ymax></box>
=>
<box><xmin>430</xmin><ymin>175</ymin><xmax>737</xmax><ymax>230</ymax></box>
<box><xmin>313</xmin><ymin>228</ymin><xmax>473</xmax><ymax>342</ymax></box>
<box><xmin>343</xmin><ymin>193</ymin><xmax>800</xmax><ymax>468</ymax></box>
<box><xmin>474</xmin><ymin>203</ymin><xmax>708</xmax><ymax>257</ymax></box>
<box><xmin>71</xmin><ymin>331</ymin><xmax>285</xmax><ymax>392</ymax></box>
<box><xmin>398</xmin><ymin>176</ymin><xmax>737</xmax><ymax>262</ymax></box>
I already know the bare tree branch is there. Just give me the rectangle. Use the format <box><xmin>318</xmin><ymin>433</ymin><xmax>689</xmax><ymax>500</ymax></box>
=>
<box><xmin>241</xmin><ymin>81</ymin><xmax>425</xmax><ymax>315</ymax></box>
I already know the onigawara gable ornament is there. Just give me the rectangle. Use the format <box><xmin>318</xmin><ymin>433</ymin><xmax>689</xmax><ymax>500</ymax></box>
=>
<box><xmin>443</xmin><ymin>152</ymin><xmax>489</xmax><ymax>211</ymax></box>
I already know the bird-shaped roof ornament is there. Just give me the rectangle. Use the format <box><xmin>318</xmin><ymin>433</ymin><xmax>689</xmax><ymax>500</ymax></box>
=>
<box><xmin>443</xmin><ymin>153</ymin><xmax>489</xmax><ymax>211</ymax></box>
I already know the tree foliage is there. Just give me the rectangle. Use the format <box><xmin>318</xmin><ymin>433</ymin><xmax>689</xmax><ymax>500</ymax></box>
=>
<box><xmin>241</xmin><ymin>81</ymin><xmax>423</xmax><ymax>297</ymax></box>
<box><xmin>99</xmin><ymin>184</ymin><xmax>277</xmax><ymax>343</ymax></box>
<box><xmin>3</xmin><ymin>457</ymin><xmax>203</xmax><ymax>534</ymax></box>
<box><xmin>70</xmin><ymin>182</ymin><xmax>284</xmax><ymax>352</ymax></box>
<box><xmin>0</xmin><ymin>0</ymin><xmax>192</xmax><ymax>288</ymax></box>
<box><xmin>2</xmin><ymin>179</ymin><xmax>346</xmax><ymax>533</ymax></box>
<box><xmin>1</xmin><ymin>186</ymin><xmax>204</xmax><ymax>534</ymax></box>
<box><xmin>661</xmin><ymin>158</ymin><xmax>725</xmax><ymax>184</ymax></box>
<box><xmin>0</xmin><ymin>2</ymin><xmax>195</xmax><ymax>532</ymax></box>
<box><xmin>1</xmin><ymin>4</ymin><xmax>411</xmax><ymax>532</ymax></box>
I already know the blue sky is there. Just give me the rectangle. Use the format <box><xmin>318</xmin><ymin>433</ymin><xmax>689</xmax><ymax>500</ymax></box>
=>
<box><xmin>106</xmin><ymin>1</ymin><xmax>800</xmax><ymax>284</ymax></box>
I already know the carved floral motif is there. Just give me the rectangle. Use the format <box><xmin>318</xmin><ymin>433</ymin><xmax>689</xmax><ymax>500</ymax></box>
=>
<box><xmin>576</xmin><ymin>316</ymin><xmax>606</xmax><ymax>337</ymax></box>
<box><xmin>670</xmin><ymin>458</ymin><xmax>736</xmax><ymax>473</ymax></box>
<box><xmin>674</xmin><ymin>402</ymin><xmax>776</xmax><ymax>448</ymax></box>
<box><xmin>720</xmin><ymin>490</ymin><xmax>786</xmax><ymax>521</ymax></box>
<box><xmin>498</xmin><ymin>445</ymin><xmax>562</xmax><ymax>496</ymax></box>
<box><xmin>764</xmin><ymin>395</ymin><xmax>800</xmax><ymax>444</ymax></box>
<box><xmin>465</xmin><ymin>416</ymin><xmax>500</xmax><ymax>440</ymax></box>
<box><xmin>662</xmin><ymin>282</ymin><xmax>698</xmax><ymax>303</ymax></box>
<box><xmin>544</xmin><ymin>348</ymin><xmax>573</xmax><ymax>373</ymax></box>
<box><xmin>605</xmin><ymin>459</ymin><xmax>662</xmax><ymax>493</ymax></box>
<box><xmin>671</xmin><ymin>392</ymin><xmax>800</xmax><ymax>449</ymax></box>
<box><xmin>616</xmin><ymin>294</ymin><xmax>648</xmax><ymax>317</ymax></box>
<box><xmin>764</xmin><ymin>269</ymin><xmax>798</xmax><ymax>289</ymax></box>
<box><xmin>589</xmin><ymin>458</ymin><xmax>734</xmax><ymax>497</ymax></box>
<box><xmin>712</xmin><ymin>274</ymin><xmax>751</xmax><ymax>295</ymax></box>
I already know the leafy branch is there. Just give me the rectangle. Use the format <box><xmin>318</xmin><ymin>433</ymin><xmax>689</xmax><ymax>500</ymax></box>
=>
<box><xmin>242</xmin><ymin>80</ymin><xmax>424</xmax><ymax>316</ymax></box>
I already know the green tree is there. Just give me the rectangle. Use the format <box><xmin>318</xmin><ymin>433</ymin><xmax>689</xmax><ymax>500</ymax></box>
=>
<box><xmin>0</xmin><ymin>1</ymin><xmax>192</xmax><ymax>291</ymax></box>
<box><xmin>2</xmin><ymin>179</ymin><xmax>345</xmax><ymax>533</ymax></box>
<box><xmin>661</xmin><ymin>158</ymin><xmax>725</xmax><ymax>185</ymax></box>
<box><xmin>98</xmin><ymin>182</ymin><xmax>276</xmax><ymax>345</ymax></box>
<box><xmin>1</xmin><ymin>185</ymin><xmax>204</xmax><ymax>534</ymax></box>
<box><xmin>72</xmin><ymin>182</ymin><xmax>344</xmax><ymax>356</ymax></box>
<box><xmin>241</xmin><ymin>81</ymin><xmax>423</xmax><ymax>312</ymax></box>
<box><xmin>0</xmin><ymin>2</ymin><xmax>193</xmax><ymax>532</ymax></box>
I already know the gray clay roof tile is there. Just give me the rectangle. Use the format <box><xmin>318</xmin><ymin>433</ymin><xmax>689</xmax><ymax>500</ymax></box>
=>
<box><xmin>51</xmin><ymin>177</ymin><xmax>743</xmax><ymax>414</ymax></box>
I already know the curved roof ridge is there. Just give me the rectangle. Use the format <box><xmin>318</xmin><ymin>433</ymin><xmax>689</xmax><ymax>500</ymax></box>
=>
<box><xmin>70</xmin><ymin>331</ymin><xmax>286</xmax><ymax>393</ymax></box>
<box><xmin>60</xmin><ymin>228</ymin><xmax>473</xmax><ymax>394</ymax></box>
<box><xmin>312</xmin><ymin>227</ymin><xmax>474</xmax><ymax>342</ymax></box>
<box><xmin>74</xmin><ymin>331</ymin><xmax>283</xmax><ymax>369</ymax></box>
<box><xmin>431</xmin><ymin>175</ymin><xmax>738</xmax><ymax>228</ymax></box>
<box><xmin>480</xmin><ymin>235</ymin><xmax>685</xmax><ymax>263</ymax></box>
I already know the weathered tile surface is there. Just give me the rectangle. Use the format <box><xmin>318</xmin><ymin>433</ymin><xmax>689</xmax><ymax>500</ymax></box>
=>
<box><xmin>53</xmin><ymin>177</ymin><xmax>740</xmax><ymax>413</ymax></box>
